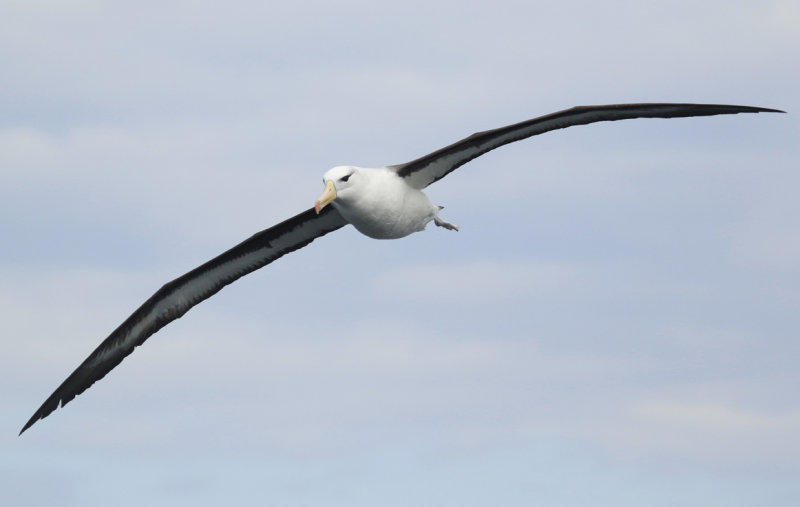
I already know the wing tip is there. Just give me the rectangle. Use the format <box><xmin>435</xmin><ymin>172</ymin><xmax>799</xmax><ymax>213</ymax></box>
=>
<box><xmin>757</xmin><ymin>106</ymin><xmax>786</xmax><ymax>114</ymax></box>
<box><xmin>18</xmin><ymin>363</ymin><xmax>102</xmax><ymax>436</ymax></box>
<box><xmin>575</xmin><ymin>103</ymin><xmax>785</xmax><ymax>115</ymax></box>
<box><xmin>711</xmin><ymin>104</ymin><xmax>785</xmax><ymax>114</ymax></box>
<box><xmin>685</xmin><ymin>103</ymin><xmax>785</xmax><ymax>115</ymax></box>
<box><xmin>19</xmin><ymin>403</ymin><xmax>56</xmax><ymax>436</ymax></box>
<box><xmin>19</xmin><ymin>420</ymin><xmax>34</xmax><ymax>436</ymax></box>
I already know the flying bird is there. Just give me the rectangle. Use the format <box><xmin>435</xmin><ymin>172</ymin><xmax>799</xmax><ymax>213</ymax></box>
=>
<box><xmin>20</xmin><ymin>102</ymin><xmax>783</xmax><ymax>435</ymax></box>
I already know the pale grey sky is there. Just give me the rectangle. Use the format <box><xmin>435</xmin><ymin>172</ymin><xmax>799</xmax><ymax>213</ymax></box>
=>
<box><xmin>2</xmin><ymin>1</ymin><xmax>798</xmax><ymax>505</ymax></box>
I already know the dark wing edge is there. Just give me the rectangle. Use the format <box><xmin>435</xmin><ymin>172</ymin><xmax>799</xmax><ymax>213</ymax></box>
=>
<box><xmin>19</xmin><ymin>206</ymin><xmax>348</xmax><ymax>435</ymax></box>
<box><xmin>391</xmin><ymin>103</ymin><xmax>785</xmax><ymax>189</ymax></box>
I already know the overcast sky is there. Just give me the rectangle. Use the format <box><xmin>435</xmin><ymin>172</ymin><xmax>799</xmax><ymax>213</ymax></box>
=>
<box><xmin>2</xmin><ymin>1</ymin><xmax>798</xmax><ymax>506</ymax></box>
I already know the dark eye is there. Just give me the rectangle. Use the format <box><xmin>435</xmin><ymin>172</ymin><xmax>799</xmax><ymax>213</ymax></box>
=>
<box><xmin>339</xmin><ymin>174</ymin><xmax>351</xmax><ymax>183</ymax></box>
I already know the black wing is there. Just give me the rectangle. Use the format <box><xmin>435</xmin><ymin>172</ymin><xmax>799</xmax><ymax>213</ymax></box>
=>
<box><xmin>391</xmin><ymin>103</ymin><xmax>783</xmax><ymax>189</ymax></box>
<box><xmin>20</xmin><ymin>206</ymin><xmax>348</xmax><ymax>434</ymax></box>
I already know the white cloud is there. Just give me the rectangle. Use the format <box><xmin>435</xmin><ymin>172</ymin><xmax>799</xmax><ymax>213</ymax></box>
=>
<box><xmin>616</xmin><ymin>400</ymin><xmax>800</xmax><ymax>469</ymax></box>
<box><xmin>635</xmin><ymin>401</ymin><xmax>800</xmax><ymax>432</ymax></box>
<box><xmin>766</xmin><ymin>0</ymin><xmax>800</xmax><ymax>41</ymax></box>
<box><xmin>371</xmin><ymin>259</ymin><xmax>577</xmax><ymax>304</ymax></box>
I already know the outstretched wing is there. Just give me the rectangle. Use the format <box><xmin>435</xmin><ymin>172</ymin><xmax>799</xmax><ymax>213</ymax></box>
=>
<box><xmin>391</xmin><ymin>103</ymin><xmax>783</xmax><ymax>189</ymax></box>
<box><xmin>20</xmin><ymin>206</ymin><xmax>348</xmax><ymax>434</ymax></box>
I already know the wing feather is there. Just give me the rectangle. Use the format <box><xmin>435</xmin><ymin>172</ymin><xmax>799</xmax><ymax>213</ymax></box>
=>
<box><xmin>20</xmin><ymin>206</ymin><xmax>347</xmax><ymax>434</ymax></box>
<box><xmin>392</xmin><ymin>103</ymin><xmax>783</xmax><ymax>189</ymax></box>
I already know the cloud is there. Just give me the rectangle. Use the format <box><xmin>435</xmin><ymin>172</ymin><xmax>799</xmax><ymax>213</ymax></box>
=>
<box><xmin>371</xmin><ymin>259</ymin><xmax>578</xmax><ymax>304</ymax></box>
<box><xmin>635</xmin><ymin>401</ymin><xmax>800</xmax><ymax>432</ymax></box>
<box><xmin>619</xmin><ymin>400</ymin><xmax>800</xmax><ymax>470</ymax></box>
<box><xmin>766</xmin><ymin>0</ymin><xmax>800</xmax><ymax>41</ymax></box>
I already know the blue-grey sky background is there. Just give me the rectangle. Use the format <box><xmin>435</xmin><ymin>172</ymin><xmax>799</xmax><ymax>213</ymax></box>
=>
<box><xmin>2</xmin><ymin>1</ymin><xmax>798</xmax><ymax>505</ymax></box>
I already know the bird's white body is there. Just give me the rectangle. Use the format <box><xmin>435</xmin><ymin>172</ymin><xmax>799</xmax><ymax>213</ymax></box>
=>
<box><xmin>321</xmin><ymin>165</ymin><xmax>456</xmax><ymax>239</ymax></box>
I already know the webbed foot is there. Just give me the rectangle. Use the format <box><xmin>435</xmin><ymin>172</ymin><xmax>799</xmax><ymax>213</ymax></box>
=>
<box><xmin>433</xmin><ymin>206</ymin><xmax>459</xmax><ymax>231</ymax></box>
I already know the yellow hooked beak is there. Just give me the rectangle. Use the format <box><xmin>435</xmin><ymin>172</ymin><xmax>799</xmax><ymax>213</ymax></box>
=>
<box><xmin>314</xmin><ymin>180</ymin><xmax>337</xmax><ymax>214</ymax></box>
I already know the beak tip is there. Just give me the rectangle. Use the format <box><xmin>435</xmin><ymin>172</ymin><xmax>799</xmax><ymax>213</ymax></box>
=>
<box><xmin>315</xmin><ymin>181</ymin><xmax>336</xmax><ymax>214</ymax></box>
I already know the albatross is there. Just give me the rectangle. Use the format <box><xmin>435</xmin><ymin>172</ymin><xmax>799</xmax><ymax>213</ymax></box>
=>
<box><xmin>20</xmin><ymin>102</ymin><xmax>783</xmax><ymax>435</ymax></box>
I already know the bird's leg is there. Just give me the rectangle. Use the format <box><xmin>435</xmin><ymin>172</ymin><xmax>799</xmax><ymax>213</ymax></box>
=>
<box><xmin>433</xmin><ymin>206</ymin><xmax>459</xmax><ymax>231</ymax></box>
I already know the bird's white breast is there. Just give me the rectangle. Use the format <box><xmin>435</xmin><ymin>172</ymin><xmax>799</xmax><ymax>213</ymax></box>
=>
<box><xmin>332</xmin><ymin>167</ymin><xmax>438</xmax><ymax>239</ymax></box>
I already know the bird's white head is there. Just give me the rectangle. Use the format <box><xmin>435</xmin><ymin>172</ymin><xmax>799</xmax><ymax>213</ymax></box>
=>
<box><xmin>315</xmin><ymin>165</ymin><xmax>360</xmax><ymax>214</ymax></box>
